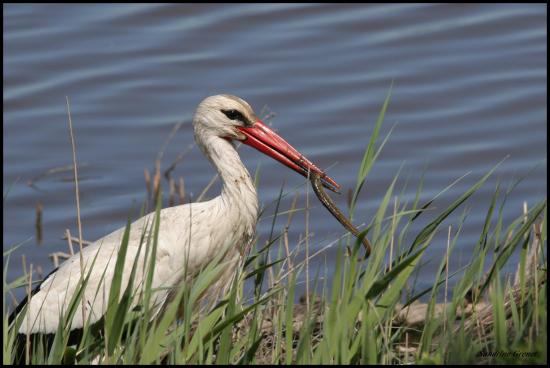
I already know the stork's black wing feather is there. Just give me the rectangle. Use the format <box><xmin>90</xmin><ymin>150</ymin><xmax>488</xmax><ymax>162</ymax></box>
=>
<box><xmin>8</xmin><ymin>266</ymin><xmax>58</xmax><ymax>326</ymax></box>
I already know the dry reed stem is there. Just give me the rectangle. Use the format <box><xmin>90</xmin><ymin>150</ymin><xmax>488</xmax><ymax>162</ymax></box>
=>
<box><xmin>144</xmin><ymin>168</ymin><xmax>151</xmax><ymax>197</ymax></box>
<box><xmin>49</xmin><ymin>252</ymin><xmax>71</xmax><ymax>268</ymax></box>
<box><xmin>156</xmin><ymin>121</ymin><xmax>185</xmax><ymax>164</ymax></box>
<box><xmin>27</xmin><ymin>164</ymin><xmax>88</xmax><ymax>189</ymax></box>
<box><xmin>163</xmin><ymin>143</ymin><xmax>194</xmax><ymax>180</ymax></box>
<box><xmin>65</xmin><ymin>229</ymin><xmax>75</xmax><ymax>256</ymax></box>
<box><xmin>35</xmin><ymin>201</ymin><xmax>43</xmax><ymax>244</ymax></box>
<box><xmin>405</xmin><ymin>332</ymin><xmax>410</xmax><ymax>363</ymax></box>
<box><xmin>35</xmin><ymin>265</ymin><xmax>44</xmax><ymax>280</ymax></box>
<box><xmin>169</xmin><ymin>177</ymin><xmax>176</xmax><ymax>206</ymax></box>
<box><xmin>62</xmin><ymin>232</ymin><xmax>92</xmax><ymax>248</ymax></box>
<box><xmin>283</xmin><ymin>192</ymin><xmax>299</xmax><ymax>274</ymax></box>
<box><xmin>197</xmin><ymin>173</ymin><xmax>219</xmax><ymax>202</ymax></box>
<box><xmin>178</xmin><ymin>177</ymin><xmax>185</xmax><ymax>204</ymax></box>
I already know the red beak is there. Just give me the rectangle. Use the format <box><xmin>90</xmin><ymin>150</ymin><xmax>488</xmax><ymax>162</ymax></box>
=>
<box><xmin>238</xmin><ymin>120</ymin><xmax>340</xmax><ymax>193</ymax></box>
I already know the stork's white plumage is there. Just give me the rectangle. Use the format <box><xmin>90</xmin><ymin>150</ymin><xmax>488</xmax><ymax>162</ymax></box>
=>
<box><xmin>12</xmin><ymin>94</ymin><xmax>339</xmax><ymax>335</ymax></box>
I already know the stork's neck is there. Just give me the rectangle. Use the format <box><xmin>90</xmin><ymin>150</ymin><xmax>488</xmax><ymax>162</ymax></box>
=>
<box><xmin>200</xmin><ymin>135</ymin><xmax>259</xmax><ymax>220</ymax></box>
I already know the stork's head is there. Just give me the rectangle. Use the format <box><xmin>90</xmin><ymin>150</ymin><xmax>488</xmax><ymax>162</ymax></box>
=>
<box><xmin>194</xmin><ymin>94</ymin><xmax>340</xmax><ymax>193</ymax></box>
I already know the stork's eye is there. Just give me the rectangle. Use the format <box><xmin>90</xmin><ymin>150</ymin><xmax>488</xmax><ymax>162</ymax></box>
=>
<box><xmin>222</xmin><ymin>109</ymin><xmax>245</xmax><ymax>122</ymax></box>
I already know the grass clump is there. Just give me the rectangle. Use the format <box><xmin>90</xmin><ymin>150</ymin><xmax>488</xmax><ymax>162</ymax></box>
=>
<box><xmin>3</xmin><ymin>90</ymin><xmax>547</xmax><ymax>364</ymax></box>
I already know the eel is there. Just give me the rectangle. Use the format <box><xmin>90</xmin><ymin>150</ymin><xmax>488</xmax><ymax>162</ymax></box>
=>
<box><xmin>310</xmin><ymin>171</ymin><xmax>372</xmax><ymax>259</ymax></box>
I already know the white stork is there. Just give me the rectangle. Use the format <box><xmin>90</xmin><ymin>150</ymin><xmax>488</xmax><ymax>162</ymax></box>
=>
<box><xmin>10</xmin><ymin>94</ymin><xmax>339</xmax><ymax>340</ymax></box>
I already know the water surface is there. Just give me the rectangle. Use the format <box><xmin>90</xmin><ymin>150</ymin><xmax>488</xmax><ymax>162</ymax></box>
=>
<box><xmin>3</xmin><ymin>4</ymin><xmax>547</xmax><ymax>297</ymax></box>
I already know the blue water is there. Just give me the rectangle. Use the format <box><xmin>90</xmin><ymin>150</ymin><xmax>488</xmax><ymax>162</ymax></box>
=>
<box><xmin>3</xmin><ymin>4</ymin><xmax>547</xmax><ymax>298</ymax></box>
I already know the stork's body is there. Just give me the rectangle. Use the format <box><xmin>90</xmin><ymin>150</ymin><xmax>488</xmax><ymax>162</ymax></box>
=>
<box><xmin>12</xmin><ymin>94</ymin><xmax>338</xmax><ymax>336</ymax></box>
